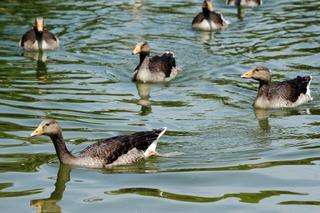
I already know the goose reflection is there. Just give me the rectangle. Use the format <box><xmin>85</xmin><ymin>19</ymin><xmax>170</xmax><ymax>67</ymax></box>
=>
<box><xmin>136</xmin><ymin>82</ymin><xmax>152</xmax><ymax>115</ymax></box>
<box><xmin>226</xmin><ymin>0</ymin><xmax>262</xmax><ymax>20</ymax></box>
<box><xmin>35</xmin><ymin>56</ymin><xmax>48</xmax><ymax>82</ymax></box>
<box><xmin>30</xmin><ymin>165</ymin><xmax>71</xmax><ymax>213</ymax></box>
<box><xmin>21</xmin><ymin>51</ymin><xmax>48</xmax><ymax>81</ymax></box>
<box><xmin>200</xmin><ymin>31</ymin><xmax>215</xmax><ymax>44</ymax></box>
<box><xmin>254</xmin><ymin>108</ymin><xmax>311</xmax><ymax>131</ymax></box>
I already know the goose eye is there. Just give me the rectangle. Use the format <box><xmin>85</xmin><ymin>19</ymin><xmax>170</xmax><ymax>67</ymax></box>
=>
<box><xmin>45</xmin><ymin>123</ymin><xmax>50</xmax><ymax>127</ymax></box>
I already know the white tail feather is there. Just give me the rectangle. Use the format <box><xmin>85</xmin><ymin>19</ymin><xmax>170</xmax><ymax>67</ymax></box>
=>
<box><xmin>144</xmin><ymin>127</ymin><xmax>167</xmax><ymax>157</ymax></box>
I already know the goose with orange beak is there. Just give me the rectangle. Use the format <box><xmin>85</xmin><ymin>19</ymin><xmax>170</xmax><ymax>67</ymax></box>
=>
<box><xmin>192</xmin><ymin>0</ymin><xmax>230</xmax><ymax>31</ymax></box>
<box><xmin>30</xmin><ymin>119</ymin><xmax>167</xmax><ymax>168</ymax></box>
<box><xmin>19</xmin><ymin>17</ymin><xmax>59</xmax><ymax>51</ymax></box>
<box><xmin>132</xmin><ymin>41</ymin><xmax>182</xmax><ymax>83</ymax></box>
<box><xmin>241</xmin><ymin>66</ymin><xmax>313</xmax><ymax>108</ymax></box>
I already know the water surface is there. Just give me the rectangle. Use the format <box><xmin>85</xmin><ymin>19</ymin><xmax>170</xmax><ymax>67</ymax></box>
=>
<box><xmin>1</xmin><ymin>0</ymin><xmax>320</xmax><ymax>212</ymax></box>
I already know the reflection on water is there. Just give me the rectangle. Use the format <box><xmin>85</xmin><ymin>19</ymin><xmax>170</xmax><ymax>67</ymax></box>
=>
<box><xmin>254</xmin><ymin>108</ymin><xmax>311</xmax><ymax>130</ymax></box>
<box><xmin>31</xmin><ymin>165</ymin><xmax>71</xmax><ymax>213</ymax></box>
<box><xmin>136</xmin><ymin>82</ymin><xmax>152</xmax><ymax>115</ymax></box>
<box><xmin>107</xmin><ymin>187</ymin><xmax>305</xmax><ymax>204</ymax></box>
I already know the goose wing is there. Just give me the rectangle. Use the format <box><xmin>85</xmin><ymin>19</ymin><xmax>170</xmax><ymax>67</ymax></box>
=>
<box><xmin>269</xmin><ymin>76</ymin><xmax>311</xmax><ymax>103</ymax></box>
<box><xmin>149</xmin><ymin>53</ymin><xmax>176</xmax><ymax>77</ymax></box>
<box><xmin>192</xmin><ymin>12</ymin><xmax>205</xmax><ymax>25</ymax></box>
<box><xmin>79</xmin><ymin>128</ymin><xmax>165</xmax><ymax>164</ymax></box>
<box><xmin>209</xmin><ymin>12</ymin><xmax>224</xmax><ymax>26</ymax></box>
<box><xmin>19</xmin><ymin>29</ymin><xmax>36</xmax><ymax>48</ymax></box>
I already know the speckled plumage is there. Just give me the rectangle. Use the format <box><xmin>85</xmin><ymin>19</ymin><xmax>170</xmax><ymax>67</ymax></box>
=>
<box><xmin>79</xmin><ymin>129</ymin><xmax>166</xmax><ymax>164</ymax></box>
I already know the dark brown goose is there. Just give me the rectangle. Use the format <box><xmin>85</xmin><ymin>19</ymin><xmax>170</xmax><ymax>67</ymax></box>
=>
<box><xmin>19</xmin><ymin>17</ymin><xmax>59</xmax><ymax>51</ymax></box>
<box><xmin>226</xmin><ymin>0</ymin><xmax>262</xmax><ymax>7</ymax></box>
<box><xmin>30</xmin><ymin>119</ymin><xmax>167</xmax><ymax>168</ymax></box>
<box><xmin>192</xmin><ymin>0</ymin><xmax>230</xmax><ymax>31</ymax></box>
<box><xmin>241</xmin><ymin>66</ymin><xmax>313</xmax><ymax>109</ymax></box>
<box><xmin>132</xmin><ymin>42</ymin><xmax>182</xmax><ymax>83</ymax></box>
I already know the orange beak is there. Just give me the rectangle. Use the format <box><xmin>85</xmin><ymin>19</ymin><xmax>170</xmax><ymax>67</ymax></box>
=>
<box><xmin>241</xmin><ymin>69</ymin><xmax>254</xmax><ymax>78</ymax></box>
<box><xmin>132</xmin><ymin>46</ymin><xmax>141</xmax><ymax>55</ymax></box>
<box><xmin>35</xmin><ymin>17</ymin><xmax>44</xmax><ymax>32</ymax></box>
<box><xmin>207</xmin><ymin>2</ymin><xmax>213</xmax><ymax>11</ymax></box>
<box><xmin>30</xmin><ymin>126</ymin><xmax>44</xmax><ymax>137</ymax></box>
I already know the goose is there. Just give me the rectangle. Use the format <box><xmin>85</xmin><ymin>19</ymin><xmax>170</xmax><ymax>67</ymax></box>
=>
<box><xmin>30</xmin><ymin>119</ymin><xmax>167</xmax><ymax>168</ymax></box>
<box><xmin>241</xmin><ymin>66</ymin><xmax>313</xmax><ymax>108</ymax></box>
<box><xmin>226</xmin><ymin>0</ymin><xmax>262</xmax><ymax>7</ymax></box>
<box><xmin>132</xmin><ymin>41</ymin><xmax>182</xmax><ymax>83</ymax></box>
<box><xmin>192</xmin><ymin>0</ymin><xmax>230</xmax><ymax>31</ymax></box>
<box><xmin>19</xmin><ymin>17</ymin><xmax>59</xmax><ymax>51</ymax></box>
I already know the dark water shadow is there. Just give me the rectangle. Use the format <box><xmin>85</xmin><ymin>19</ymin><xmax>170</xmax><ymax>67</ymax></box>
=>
<box><xmin>165</xmin><ymin>156</ymin><xmax>320</xmax><ymax>173</ymax></box>
<box><xmin>30</xmin><ymin>165</ymin><xmax>72</xmax><ymax>213</ymax></box>
<box><xmin>0</xmin><ymin>182</ymin><xmax>41</xmax><ymax>198</ymax></box>
<box><xmin>106</xmin><ymin>187</ymin><xmax>305</xmax><ymax>204</ymax></box>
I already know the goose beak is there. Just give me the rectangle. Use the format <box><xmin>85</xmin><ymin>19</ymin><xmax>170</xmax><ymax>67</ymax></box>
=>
<box><xmin>31</xmin><ymin>126</ymin><xmax>44</xmax><ymax>137</ymax></box>
<box><xmin>207</xmin><ymin>2</ymin><xmax>213</xmax><ymax>11</ymax></box>
<box><xmin>132</xmin><ymin>46</ymin><xmax>141</xmax><ymax>55</ymax></box>
<box><xmin>241</xmin><ymin>69</ymin><xmax>254</xmax><ymax>78</ymax></box>
<box><xmin>37</xmin><ymin>22</ymin><xmax>44</xmax><ymax>32</ymax></box>
<box><xmin>35</xmin><ymin>17</ymin><xmax>44</xmax><ymax>32</ymax></box>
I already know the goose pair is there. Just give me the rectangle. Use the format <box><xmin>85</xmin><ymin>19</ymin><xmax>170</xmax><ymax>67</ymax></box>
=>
<box><xmin>20</xmin><ymin>18</ymin><xmax>182</xmax><ymax>83</ymax></box>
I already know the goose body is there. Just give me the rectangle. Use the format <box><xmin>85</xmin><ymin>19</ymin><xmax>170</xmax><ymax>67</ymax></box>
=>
<box><xmin>241</xmin><ymin>66</ymin><xmax>312</xmax><ymax>109</ymax></box>
<box><xmin>19</xmin><ymin>17</ymin><xmax>59</xmax><ymax>51</ymax></box>
<box><xmin>31</xmin><ymin>119</ymin><xmax>166</xmax><ymax>168</ymax></box>
<box><xmin>226</xmin><ymin>0</ymin><xmax>262</xmax><ymax>7</ymax></box>
<box><xmin>132</xmin><ymin>42</ymin><xmax>182</xmax><ymax>83</ymax></box>
<box><xmin>192</xmin><ymin>0</ymin><xmax>229</xmax><ymax>31</ymax></box>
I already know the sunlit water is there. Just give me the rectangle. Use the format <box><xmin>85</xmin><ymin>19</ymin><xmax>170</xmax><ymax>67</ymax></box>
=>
<box><xmin>1</xmin><ymin>0</ymin><xmax>320</xmax><ymax>212</ymax></box>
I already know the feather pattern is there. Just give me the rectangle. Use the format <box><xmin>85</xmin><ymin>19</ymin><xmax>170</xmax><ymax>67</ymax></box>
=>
<box><xmin>148</xmin><ymin>52</ymin><xmax>176</xmax><ymax>78</ymax></box>
<box><xmin>267</xmin><ymin>76</ymin><xmax>311</xmax><ymax>103</ymax></box>
<box><xmin>79</xmin><ymin>128</ymin><xmax>166</xmax><ymax>165</ymax></box>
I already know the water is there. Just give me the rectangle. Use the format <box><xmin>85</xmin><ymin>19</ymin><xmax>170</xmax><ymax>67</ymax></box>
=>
<box><xmin>1</xmin><ymin>0</ymin><xmax>320</xmax><ymax>212</ymax></box>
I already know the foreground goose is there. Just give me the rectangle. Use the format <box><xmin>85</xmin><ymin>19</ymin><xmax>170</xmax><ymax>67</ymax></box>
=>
<box><xmin>192</xmin><ymin>0</ymin><xmax>230</xmax><ymax>31</ymax></box>
<box><xmin>132</xmin><ymin>42</ymin><xmax>182</xmax><ymax>83</ymax></box>
<box><xmin>31</xmin><ymin>119</ymin><xmax>166</xmax><ymax>168</ymax></box>
<box><xmin>226</xmin><ymin>0</ymin><xmax>262</xmax><ymax>7</ymax></box>
<box><xmin>241</xmin><ymin>66</ymin><xmax>313</xmax><ymax>108</ymax></box>
<box><xmin>19</xmin><ymin>17</ymin><xmax>59</xmax><ymax>51</ymax></box>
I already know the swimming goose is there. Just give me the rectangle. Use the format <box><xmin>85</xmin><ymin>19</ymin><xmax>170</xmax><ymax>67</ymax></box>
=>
<box><xmin>132</xmin><ymin>42</ymin><xmax>182</xmax><ymax>83</ymax></box>
<box><xmin>192</xmin><ymin>0</ymin><xmax>230</xmax><ymax>31</ymax></box>
<box><xmin>30</xmin><ymin>119</ymin><xmax>167</xmax><ymax>168</ymax></box>
<box><xmin>241</xmin><ymin>66</ymin><xmax>312</xmax><ymax>109</ymax></box>
<box><xmin>226</xmin><ymin>0</ymin><xmax>262</xmax><ymax>7</ymax></box>
<box><xmin>19</xmin><ymin>17</ymin><xmax>59</xmax><ymax>51</ymax></box>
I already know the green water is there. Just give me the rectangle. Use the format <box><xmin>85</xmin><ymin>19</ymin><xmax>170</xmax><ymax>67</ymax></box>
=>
<box><xmin>1</xmin><ymin>0</ymin><xmax>320</xmax><ymax>212</ymax></box>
